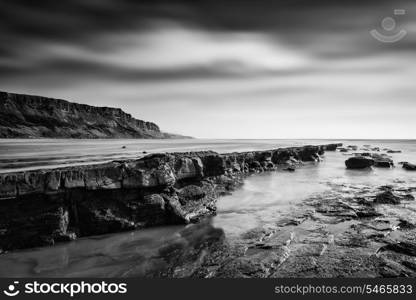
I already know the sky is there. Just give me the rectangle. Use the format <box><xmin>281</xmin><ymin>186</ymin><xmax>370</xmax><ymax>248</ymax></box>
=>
<box><xmin>1</xmin><ymin>0</ymin><xmax>416</xmax><ymax>139</ymax></box>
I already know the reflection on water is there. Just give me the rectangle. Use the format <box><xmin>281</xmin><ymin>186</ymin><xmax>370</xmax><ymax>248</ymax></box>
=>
<box><xmin>0</xmin><ymin>140</ymin><xmax>416</xmax><ymax>277</ymax></box>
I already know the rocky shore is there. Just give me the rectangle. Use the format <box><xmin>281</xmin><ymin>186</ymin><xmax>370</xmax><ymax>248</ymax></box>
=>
<box><xmin>141</xmin><ymin>144</ymin><xmax>416</xmax><ymax>278</ymax></box>
<box><xmin>0</xmin><ymin>143</ymin><xmax>341</xmax><ymax>253</ymax></box>
<box><xmin>0</xmin><ymin>91</ymin><xmax>189</xmax><ymax>138</ymax></box>
<box><xmin>155</xmin><ymin>183</ymin><xmax>416</xmax><ymax>278</ymax></box>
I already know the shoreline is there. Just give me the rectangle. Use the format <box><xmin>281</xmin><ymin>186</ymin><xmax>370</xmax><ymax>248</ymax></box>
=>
<box><xmin>0</xmin><ymin>143</ymin><xmax>340</xmax><ymax>252</ymax></box>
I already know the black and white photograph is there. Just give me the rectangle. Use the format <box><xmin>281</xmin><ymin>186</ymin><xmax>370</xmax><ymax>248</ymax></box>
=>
<box><xmin>0</xmin><ymin>0</ymin><xmax>416</xmax><ymax>298</ymax></box>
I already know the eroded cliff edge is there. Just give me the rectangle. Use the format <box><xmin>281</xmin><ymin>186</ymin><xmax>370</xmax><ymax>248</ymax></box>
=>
<box><xmin>0</xmin><ymin>143</ymin><xmax>340</xmax><ymax>252</ymax></box>
<box><xmin>0</xmin><ymin>91</ymin><xmax>188</xmax><ymax>138</ymax></box>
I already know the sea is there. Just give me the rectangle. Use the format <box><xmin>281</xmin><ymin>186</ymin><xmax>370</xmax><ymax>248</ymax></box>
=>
<box><xmin>0</xmin><ymin>139</ymin><xmax>415</xmax><ymax>277</ymax></box>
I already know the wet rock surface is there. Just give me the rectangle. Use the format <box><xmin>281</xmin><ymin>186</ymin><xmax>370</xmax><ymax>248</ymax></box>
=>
<box><xmin>0</xmin><ymin>91</ymin><xmax>186</xmax><ymax>139</ymax></box>
<box><xmin>0</xmin><ymin>144</ymin><xmax>340</xmax><ymax>252</ymax></box>
<box><xmin>345</xmin><ymin>157</ymin><xmax>374</xmax><ymax>169</ymax></box>
<box><xmin>156</xmin><ymin>183</ymin><xmax>416</xmax><ymax>278</ymax></box>
<box><xmin>403</xmin><ymin>162</ymin><xmax>416</xmax><ymax>171</ymax></box>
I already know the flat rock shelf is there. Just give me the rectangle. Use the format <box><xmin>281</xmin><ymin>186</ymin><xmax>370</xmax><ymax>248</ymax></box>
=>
<box><xmin>0</xmin><ymin>143</ymin><xmax>340</xmax><ymax>252</ymax></box>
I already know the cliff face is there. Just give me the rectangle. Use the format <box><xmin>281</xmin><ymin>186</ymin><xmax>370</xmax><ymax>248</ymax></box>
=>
<box><xmin>0</xmin><ymin>91</ymin><xmax>182</xmax><ymax>138</ymax></box>
<box><xmin>0</xmin><ymin>144</ymin><xmax>341</xmax><ymax>252</ymax></box>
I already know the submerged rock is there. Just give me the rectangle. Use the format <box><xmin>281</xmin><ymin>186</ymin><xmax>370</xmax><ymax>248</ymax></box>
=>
<box><xmin>345</xmin><ymin>157</ymin><xmax>374</xmax><ymax>169</ymax></box>
<box><xmin>398</xmin><ymin>219</ymin><xmax>416</xmax><ymax>230</ymax></box>
<box><xmin>404</xmin><ymin>194</ymin><xmax>415</xmax><ymax>201</ymax></box>
<box><xmin>374</xmin><ymin>190</ymin><xmax>401</xmax><ymax>205</ymax></box>
<box><xmin>150</xmin><ymin>221</ymin><xmax>227</xmax><ymax>278</ymax></box>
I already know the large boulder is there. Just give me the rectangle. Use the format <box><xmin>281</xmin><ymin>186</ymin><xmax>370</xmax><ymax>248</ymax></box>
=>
<box><xmin>345</xmin><ymin>157</ymin><xmax>374</xmax><ymax>169</ymax></box>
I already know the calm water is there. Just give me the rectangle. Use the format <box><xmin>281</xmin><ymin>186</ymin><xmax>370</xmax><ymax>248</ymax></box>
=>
<box><xmin>0</xmin><ymin>139</ymin><xmax>416</xmax><ymax>277</ymax></box>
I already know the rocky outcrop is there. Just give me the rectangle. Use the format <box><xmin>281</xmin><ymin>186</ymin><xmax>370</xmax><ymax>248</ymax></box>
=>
<box><xmin>0</xmin><ymin>144</ymin><xmax>339</xmax><ymax>252</ymax></box>
<box><xmin>403</xmin><ymin>162</ymin><xmax>416</xmax><ymax>171</ymax></box>
<box><xmin>345</xmin><ymin>157</ymin><xmax>374</xmax><ymax>169</ymax></box>
<box><xmin>0</xmin><ymin>91</ymin><xmax>188</xmax><ymax>138</ymax></box>
<box><xmin>155</xmin><ymin>184</ymin><xmax>416</xmax><ymax>278</ymax></box>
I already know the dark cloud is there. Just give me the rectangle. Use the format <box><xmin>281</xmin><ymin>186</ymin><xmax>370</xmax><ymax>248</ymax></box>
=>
<box><xmin>0</xmin><ymin>0</ymin><xmax>415</xmax><ymax>86</ymax></box>
<box><xmin>0</xmin><ymin>0</ymin><xmax>409</xmax><ymax>37</ymax></box>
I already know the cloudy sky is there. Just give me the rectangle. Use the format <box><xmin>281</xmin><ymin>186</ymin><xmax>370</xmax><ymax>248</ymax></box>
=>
<box><xmin>1</xmin><ymin>0</ymin><xmax>415</xmax><ymax>139</ymax></box>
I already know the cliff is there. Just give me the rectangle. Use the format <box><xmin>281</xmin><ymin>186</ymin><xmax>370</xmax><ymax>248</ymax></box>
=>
<box><xmin>0</xmin><ymin>143</ymin><xmax>341</xmax><ymax>252</ymax></box>
<box><xmin>0</xmin><ymin>91</ymin><xmax>187</xmax><ymax>139</ymax></box>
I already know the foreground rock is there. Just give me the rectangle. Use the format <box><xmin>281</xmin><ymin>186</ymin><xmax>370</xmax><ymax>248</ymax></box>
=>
<box><xmin>0</xmin><ymin>143</ymin><xmax>340</xmax><ymax>252</ymax></box>
<box><xmin>345</xmin><ymin>157</ymin><xmax>374</xmax><ymax>169</ymax></box>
